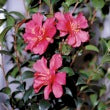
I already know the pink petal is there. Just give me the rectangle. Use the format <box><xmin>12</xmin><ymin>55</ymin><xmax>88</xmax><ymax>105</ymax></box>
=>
<box><xmin>55</xmin><ymin>12</ymin><xmax>68</xmax><ymax>32</ymax></box>
<box><xmin>32</xmin><ymin>13</ymin><xmax>43</xmax><ymax>27</ymax></box>
<box><xmin>44</xmin><ymin>85</ymin><xmax>52</xmax><ymax>100</ymax></box>
<box><xmin>33</xmin><ymin>79</ymin><xmax>45</xmax><ymax>93</ymax></box>
<box><xmin>55</xmin><ymin>72</ymin><xmax>66</xmax><ymax>85</ymax></box>
<box><xmin>67</xmin><ymin>34</ymin><xmax>76</xmax><ymax>46</ymax></box>
<box><xmin>50</xmin><ymin>54</ymin><xmax>62</xmax><ymax>70</ymax></box>
<box><xmin>33</xmin><ymin>57</ymin><xmax>49</xmax><ymax>74</ymax></box>
<box><xmin>72</xmin><ymin>35</ymin><xmax>81</xmax><ymax>47</ymax></box>
<box><xmin>52</xmin><ymin>82</ymin><xmax>63</xmax><ymax>98</ymax></box>
<box><xmin>60</xmin><ymin>31</ymin><xmax>68</xmax><ymax>37</ymax></box>
<box><xmin>43</xmin><ymin>18</ymin><xmax>56</xmax><ymax>38</ymax></box>
<box><xmin>64</xmin><ymin>12</ymin><xmax>74</xmax><ymax>22</ymax></box>
<box><xmin>23</xmin><ymin>33</ymin><xmax>35</xmax><ymax>43</ymax></box>
<box><xmin>77</xmin><ymin>30</ymin><xmax>89</xmax><ymax>42</ymax></box>
<box><xmin>76</xmin><ymin>13</ymin><xmax>88</xmax><ymax>29</ymax></box>
<box><xmin>25</xmin><ymin>20</ymin><xmax>36</xmax><ymax>33</ymax></box>
<box><xmin>33</xmin><ymin>40</ymin><xmax>49</xmax><ymax>55</ymax></box>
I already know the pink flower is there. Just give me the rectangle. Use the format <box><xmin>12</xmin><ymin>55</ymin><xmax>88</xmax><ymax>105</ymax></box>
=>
<box><xmin>23</xmin><ymin>13</ymin><xmax>56</xmax><ymax>55</ymax></box>
<box><xmin>33</xmin><ymin>54</ymin><xmax>66</xmax><ymax>99</ymax></box>
<box><xmin>55</xmin><ymin>12</ymin><xmax>89</xmax><ymax>47</ymax></box>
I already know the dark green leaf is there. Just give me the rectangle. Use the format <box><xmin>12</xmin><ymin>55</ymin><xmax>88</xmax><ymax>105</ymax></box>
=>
<box><xmin>39</xmin><ymin>100</ymin><xmax>51</xmax><ymax>110</ymax></box>
<box><xmin>22</xmin><ymin>71</ymin><xmax>34</xmax><ymax>80</ymax></box>
<box><xmin>0</xmin><ymin>87</ymin><xmax>11</xmax><ymax>95</ymax></box>
<box><xmin>9</xmin><ymin>80</ymin><xmax>20</xmax><ymax>84</ymax></box>
<box><xmin>85</xmin><ymin>45</ymin><xmax>99</xmax><ymax>52</ymax></box>
<box><xmin>17</xmin><ymin>82</ymin><xmax>26</xmax><ymax>91</ymax></box>
<box><xmin>23</xmin><ymin>87</ymin><xmax>33</xmax><ymax>102</ymax></box>
<box><xmin>6</xmin><ymin>15</ymin><xmax>15</xmax><ymax>26</ymax></box>
<box><xmin>60</xmin><ymin>67</ymin><xmax>74</xmax><ymax>76</ymax></box>
<box><xmin>9</xmin><ymin>11</ymin><xmax>25</xmax><ymax>19</ymax></box>
<box><xmin>0</xmin><ymin>26</ymin><xmax>12</xmax><ymax>42</ymax></box>
<box><xmin>31</xmin><ymin>104</ymin><xmax>39</xmax><ymax>110</ymax></box>
<box><xmin>51</xmin><ymin>0</ymin><xmax>60</xmax><ymax>5</ymax></box>
<box><xmin>100</xmin><ymin>38</ymin><xmax>108</xmax><ymax>54</ymax></box>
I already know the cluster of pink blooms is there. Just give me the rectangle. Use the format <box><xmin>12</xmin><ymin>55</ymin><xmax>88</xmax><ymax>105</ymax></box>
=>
<box><xmin>23</xmin><ymin>12</ymin><xmax>89</xmax><ymax>99</ymax></box>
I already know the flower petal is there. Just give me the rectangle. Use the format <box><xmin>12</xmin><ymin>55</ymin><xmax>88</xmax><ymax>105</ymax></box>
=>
<box><xmin>25</xmin><ymin>20</ymin><xmax>36</xmax><ymax>33</ymax></box>
<box><xmin>72</xmin><ymin>35</ymin><xmax>81</xmax><ymax>47</ymax></box>
<box><xmin>50</xmin><ymin>54</ymin><xmax>62</xmax><ymax>70</ymax></box>
<box><xmin>77</xmin><ymin>30</ymin><xmax>89</xmax><ymax>42</ymax></box>
<box><xmin>33</xmin><ymin>40</ymin><xmax>49</xmax><ymax>55</ymax></box>
<box><xmin>55</xmin><ymin>12</ymin><xmax>68</xmax><ymax>32</ymax></box>
<box><xmin>33</xmin><ymin>78</ymin><xmax>45</xmax><ymax>93</ymax></box>
<box><xmin>33</xmin><ymin>57</ymin><xmax>49</xmax><ymax>74</ymax></box>
<box><xmin>60</xmin><ymin>31</ymin><xmax>68</xmax><ymax>37</ymax></box>
<box><xmin>52</xmin><ymin>82</ymin><xmax>63</xmax><ymax>98</ymax></box>
<box><xmin>67</xmin><ymin>34</ymin><xmax>76</xmax><ymax>46</ymax></box>
<box><xmin>55</xmin><ymin>72</ymin><xmax>66</xmax><ymax>85</ymax></box>
<box><xmin>76</xmin><ymin>13</ymin><xmax>88</xmax><ymax>29</ymax></box>
<box><xmin>44</xmin><ymin>85</ymin><xmax>52</xmax><ymax>100</ymax></box>
<box><xmin>43</xmin><ymin>17</ymin><xmax>56</xmax><ymax>38</ymax></box>
<box><xmin>32</xmin><ymin>13</ymin><xmax>43</xmax><ymax>27</ymax></box>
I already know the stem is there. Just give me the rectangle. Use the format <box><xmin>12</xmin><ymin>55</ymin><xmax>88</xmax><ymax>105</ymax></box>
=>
<box><xmin>90</xmin><ymin>9</ymin><xmax>96</xmax><ymax>25</ymax></box>
<box><xmin>71</xmin><ymin>1</ymin><xmax>79</xmax><ymax>14</ymax></box>
<box><xmin>70</xmin><ymin>51</ymin><xmax>79</xmax><ymax>67</ymax></box>
<box><xmin>23</xmin><ymin>0</ymin><xmax>29</xmax><ymax>18</ymax></box>
<box><xmin>13</xmin><ymin>26</ymin><xmax>22</xmax><ymax>82</ymax></box>
<box><xmin>49</xmin><ymin>0</ymin><xmax>53</xmax><ymax>15</ymax></box>
<box><xmin>0</xmin><ymin>45</ymin><xmax>8</xmax><ymax>87</ymax></box>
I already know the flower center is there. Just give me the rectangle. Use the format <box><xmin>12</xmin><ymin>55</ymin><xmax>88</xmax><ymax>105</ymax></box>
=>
<box><xmin>70</xmin><ymin>23</ymin><xmax>80</xmax><ymax>33</ymax></box>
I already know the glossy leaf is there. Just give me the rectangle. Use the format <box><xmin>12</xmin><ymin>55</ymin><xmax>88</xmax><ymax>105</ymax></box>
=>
<box><xmin>0</xmin><ymin>26</ymin><xmax>12</xmax><ymax>42</ymax></box>
<box><xmin>0</xmin><ymin>87</ymin><xmax>11</xmax><ymax>95</ymax></box>
<box><xmin>85</xmin><ymin>45</ymin><xmax>99</xmax><ymax>52</ymax></box>
<box><xmin>59</xmin><ymin>67</ymin><xmax>74</xmax><ymax>76</ymax></box>
<box><xmin>22</xmin><ymin>71</ymin><xmax>34</xmax><ymax>80</ymax></box>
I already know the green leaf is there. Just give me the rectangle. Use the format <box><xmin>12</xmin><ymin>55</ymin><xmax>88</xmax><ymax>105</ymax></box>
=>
<box><xmin>51</xmin><ymin>0</ymin><xmax>60</xmax><ymax>5</ymax></box>
<box><xmin>60</xmin><ymin>67</ymin><xmax>74</xmax><ymax>76</ymax></box>
<box><xmin>65</xmin><ymin>0</ymin><xmax>76</xmax><ymax>7</ymax></box>
<box><xmin>85</xmin><ymin>45</ymin><xmax>99</xmax><ymax>52</ymax></box>
<box><xmin>31</xmin><ymin>104</ymin><xmax>39</xmax><ymax>110</ymax></box>
<box><xmin>11</xmin><ymin>66</ymin><xmax>19</xmax><ymax>78</ymax></box>
<box><xmin>0</xmin><ymin>50</ymin><xmax>11</xmax><ymax>56</ymax></box>
<box><xmin>9</xmin><ymin>80</ymin><xmax>20</xmax><ymax>84</ymax></box>
<box><xmin>6</xmin><ymin>15</ymin><xmax>15</xmax><ymax>26</ymax></box>
<box><xmin>9</xmin><ymin>11</ymin><xmax>25</xmax><ymax>19</ymax></box>
<box><xmin>23</xmin><ymin>87</ymin><xmax>33</xmax><ymax>102</ymax></box>
<box><xmin>92</xmin><ymin>0</ymin><xmax>105</xmax><ymax>10</ymax></box>
<box><xmin>98</xmin><ymin>102</ymin><xmax>107</xmax><ymax>110</ymax></box>
<box><xmin>0</xmin><ymin>87</ymin><xmax>11</xmax><ymax>95</ymax></box>
<box><xmin>43</xmin><ymin>0</ymin><xmax>50</xmax><ymax>6</ymax></box>
<box><xmin>101</xmin><ymin>54</ymin><xmax>110</xmax><ymax>64</ymax></box>
<box><xmin>0</xmin><ymin>26</ymin><xmax>12</xmax><ymax>42</ymax></box>
<box><xmin>90</xmin><ymin>94</ymin><xmax>98</xmax><ymax>107</ymax></box>
<box><xmin>100</xmin><ymin>85</ymin><xmax>106</xmax><ymax>96</ymax></box>
<box><xmin>22</xmin><ymin>71</ymin><xmax>34</xmax><ymax>80</ymax></box>
<box><xmin>100</xmin><ymin>39</ymin><xmax>108</xmax><ymax>54</ymax></box>
<box><xmin>61</xmin><ymin>43</ymin><xmax>72</xmax><ymax>55</ymax></box>
<box><xmin>17</xmin><ymin>82</ymin><xmax>26</xmax><ymax>91</ymax></box>
<box><xmin>39</xmin><ymin>100</ymin><xmax>51</xmax><ymax>110</ymax></box>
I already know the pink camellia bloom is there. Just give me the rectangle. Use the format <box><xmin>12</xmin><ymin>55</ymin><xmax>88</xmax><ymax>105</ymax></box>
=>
<box><xmin>23</xmin><ymin>13</ymin><xmax>56</xmax><ymax>55</ymax></box>
<box><xmin>55</xmin><ymin>12</ymin><xmax>89</xmax><ymax>47</ymax></box>
<box><xmin>33</xmin><ymin>54</ymin><xmax>66</xmax><ymax>99</ymax></box>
